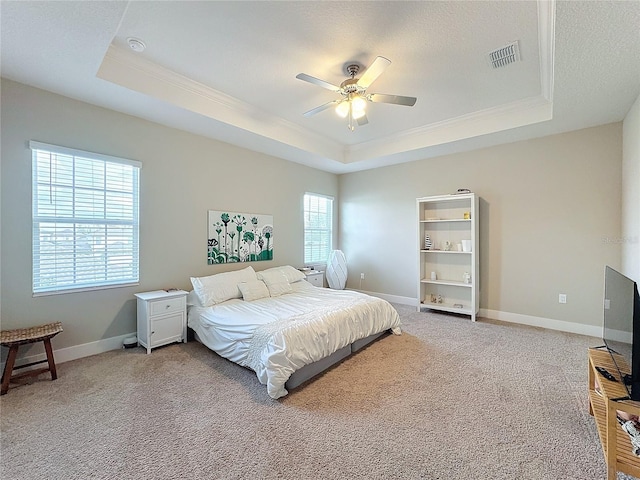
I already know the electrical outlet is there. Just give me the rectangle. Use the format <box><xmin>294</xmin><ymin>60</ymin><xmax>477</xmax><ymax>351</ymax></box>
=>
<box><xmin>360</xmin><ymin>273</ymin><xmax>365</xmax><ymax>280</ymax></box>
<box><xmin>559</xmin><ymin>294</ymin><xmax>567</xmax><ymax>304</ymax></box>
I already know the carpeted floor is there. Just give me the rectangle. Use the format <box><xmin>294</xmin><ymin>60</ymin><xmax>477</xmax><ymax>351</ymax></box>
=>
<box><xmin>1</xmin><ymin>304</ymin><xmax>637</xmax><ymax>479</ymax></box>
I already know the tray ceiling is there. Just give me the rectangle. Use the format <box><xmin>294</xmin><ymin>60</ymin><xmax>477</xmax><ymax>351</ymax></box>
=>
<box><xmin>1</xmin><ymin>1</ymin><xmax>639</xmax><ymax>173</ymax></box>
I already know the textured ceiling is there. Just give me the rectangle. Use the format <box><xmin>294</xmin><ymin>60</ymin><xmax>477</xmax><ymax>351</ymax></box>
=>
<box><xmin>1</xmin><ymin>1</ymin><xmax>639</xmax><ymax>173</ymax></box>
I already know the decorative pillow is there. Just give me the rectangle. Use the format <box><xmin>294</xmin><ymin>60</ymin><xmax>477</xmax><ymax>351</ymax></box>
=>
<box><xmin>238</xmin><ymin>280</ymin><xmax>270</xmax><ymax>302</ymax></box>
<box><xmin>258</xmin><ymin>265</ymin><xmax>306</xmax><ymax>284</ymax></box>
<box><xmin>190</xmin><ymin>266</ymin><xmax>257</xmax><ymax>307</ymax></box>
<box><xmin>257</xmin><ymin>269</ymin><xmax>292</xmax><ymax>297</ymax></box>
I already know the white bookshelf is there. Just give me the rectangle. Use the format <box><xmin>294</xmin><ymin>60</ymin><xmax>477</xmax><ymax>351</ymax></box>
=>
<box><xmin>417</xmin><ymin>193</ymin><xmax>479</xmax><ymax>321</ymax></box>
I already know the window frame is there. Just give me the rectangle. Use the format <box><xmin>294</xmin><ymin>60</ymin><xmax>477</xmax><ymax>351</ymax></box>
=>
<box><xmin>30</xmin><ymin>141</ymin><xmax>141</xmax><ymax>296</ymax></box>
<box><xmin>303</xmin><ymin>192</ymin><xmax>334</xmax><ymax>265</ymax></box>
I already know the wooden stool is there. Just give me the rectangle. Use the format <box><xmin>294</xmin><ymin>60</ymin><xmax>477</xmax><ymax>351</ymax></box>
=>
<box><xmin>1</xmin><ymin>322</ymin><xmax>63</xmax><ymax>395</ymax></box>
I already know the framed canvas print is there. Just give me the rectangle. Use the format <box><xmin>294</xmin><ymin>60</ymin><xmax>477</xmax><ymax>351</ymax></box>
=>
<box><xmin>207</xmin><ymin>210</ymin><xmax>273</xmax><ymax>264</ymax></box>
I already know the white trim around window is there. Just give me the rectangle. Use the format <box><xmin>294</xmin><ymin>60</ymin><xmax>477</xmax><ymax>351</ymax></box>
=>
<box><xmin>30</xmin><ymin>141</ymin><xmax>141</xmax><ymax>295</ymax></box>
<box><xmin>303</xmin><ymin>192</ymin><xmax>334</xmax><ymax>265</ymax></box>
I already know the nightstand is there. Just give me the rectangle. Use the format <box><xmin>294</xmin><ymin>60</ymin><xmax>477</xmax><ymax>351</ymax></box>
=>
<box><xmin>305</xmin><ymin>271</ymin><xmax>325</xmax><ymax>287</ymax></box>
<box><xmin>134</xmin><ymin>290</ymin><xmax>188</xmax><ymax>354</ymax></box>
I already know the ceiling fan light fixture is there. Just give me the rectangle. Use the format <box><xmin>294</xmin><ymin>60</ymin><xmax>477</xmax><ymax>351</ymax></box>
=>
<box><xmin>297</xmin><ymin>56</ymin><xmax>416</xmax><ymax>132</ymax></box>
<box><xmin>352</xmin><ymin>107</ymin><xmax>366</xmax><ymax>120</ymax></box>
<box><xmin>351</xmin><ymin>95</ymin><xmax>367</xmax><ymax>113</ymax></box>
<box><xmin>335</xmin><ymin>101</ymin><xmax>350</xmax><ymax>118</ymax></box>
<box><xmin>337</xmin><ymin>94</ymin><xmax>366</xmax><ymax>121</ymax></box>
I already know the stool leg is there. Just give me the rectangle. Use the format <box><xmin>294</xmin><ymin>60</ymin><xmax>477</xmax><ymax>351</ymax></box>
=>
<box><xmin>43</xmin><ymin>338</ymin><xmax>57</xmax><ymax>381</ymax></box>
<box><xmin>1</xmin><ymin>345</ymin><xmax>19</xmax><ymax>395</ymax></box>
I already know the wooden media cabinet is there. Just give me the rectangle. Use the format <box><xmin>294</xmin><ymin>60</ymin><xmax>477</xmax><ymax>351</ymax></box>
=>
<box><xmin>588</xmin><ymin>348</ymin><xmax>640</xmax><ymax>479</ymax></box>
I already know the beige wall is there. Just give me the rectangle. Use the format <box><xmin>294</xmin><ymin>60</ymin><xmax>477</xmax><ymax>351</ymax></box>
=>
<box><xmin>339</xmin><ymin>124</ymin><xmax>623</xmax><ymax>328</ymax></box>
<box><xmin>0</xmin><ymin>80</ymin><xmax>338</xmax><ymax>351</ymax></box>
<box><xmin>622</xmin><ymin>93</ymin><xmax>640</xmax><ymax>283</ymax></box>
<box><xmin>0</xmin><ymin>77</ymin><xmax>633</xmax><ymax>358</ymax></box>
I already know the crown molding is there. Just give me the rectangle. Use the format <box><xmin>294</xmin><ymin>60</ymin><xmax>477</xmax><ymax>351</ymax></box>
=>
<box><xmin>345</xmin><ymin>0</ymin><xmax>556</xmax><ymax>164</ymax></box>
<box><xmin>538</xmin><ymin>0</ymin><xmax>556</xmax><ymax>101</ymax></box>
<box><xmin>345</xmin><ymin>95</ymin><xmax>553</xmax><ymax>163</ymax></box>
<box><xmin>97</xmin><ymin>0</ymin><xmax>555</xmax><ymax>169</ymax></box>
<box><xmin>97</xmin><ymin>45</ymin><xmax>345</xmax><ymax>162</ymax></box>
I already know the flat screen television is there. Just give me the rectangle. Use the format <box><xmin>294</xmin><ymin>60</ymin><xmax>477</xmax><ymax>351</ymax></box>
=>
<box><xmin>602</xmin><ymin>265</ymin><xmax>640</xmax><ymax>400</ymax></box>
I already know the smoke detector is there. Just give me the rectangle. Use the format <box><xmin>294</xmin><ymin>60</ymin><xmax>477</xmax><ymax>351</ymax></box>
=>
<box><xmin>127</xmin><ymin>37</ymin><xmax>146</xmax><ymax>53</ymax></box>
<box><xmin>488</xmin><ymin>41</ymin><xmax>521</xmax><ymax>69</ymax></box>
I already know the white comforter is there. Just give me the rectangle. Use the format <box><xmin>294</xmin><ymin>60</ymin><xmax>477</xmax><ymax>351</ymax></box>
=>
<box><xmin>188</xmin><ymin>281</ymin><xmax>401</xmax><ymax>399</ymax></box>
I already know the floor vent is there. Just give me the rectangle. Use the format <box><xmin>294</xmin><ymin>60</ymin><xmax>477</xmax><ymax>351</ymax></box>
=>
<box><xmin>488</xmin><ymin>41</ymin><xmax>521</xmax><ymax>68</ymax></box>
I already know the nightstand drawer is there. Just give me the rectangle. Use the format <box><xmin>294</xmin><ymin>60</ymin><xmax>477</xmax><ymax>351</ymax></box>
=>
<box><xmin>149</xmin><ymin>297</ymin><xmax>185</xmax><ymax>316</ymax></box>
<box><xmin>305</xmin><ymin>271</ymin><xmax>324</xmax><ymax>287</ymax></box>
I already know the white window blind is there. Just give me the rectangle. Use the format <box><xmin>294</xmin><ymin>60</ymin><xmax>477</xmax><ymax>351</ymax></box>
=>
<box><xmin>30</xmin><ymin>141</ymin><xmax>141</xmax><ymax>295</ymax></box>
<box><xmin>303</xmin><ymin>193</ymin><xmax>333</xmax><ymax>264</ymax></box>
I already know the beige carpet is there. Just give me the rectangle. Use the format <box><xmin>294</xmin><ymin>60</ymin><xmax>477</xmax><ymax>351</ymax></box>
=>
<box><xmin>0</xmin><ymin>305</ymin><xmax>637</xmax><ymax>479</ymax></box>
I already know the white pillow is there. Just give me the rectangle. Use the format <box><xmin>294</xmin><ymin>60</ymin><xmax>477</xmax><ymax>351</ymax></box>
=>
<box><xmin>190</xmin><ymin>266</ymin><xmax>257</xmax><ymax>307</ymax></box>
<box><xmin>259</xmin><ymin>265</ymin><xmax>306</xmax><ymax>284</ymax></box>
<box><xmin>257</xmin><ymin>269</ymin><xmax>292</xmax><ymax>297</ymax></box>
<box><xmin>238</xmin><ymin>280</ymin><xmax>270</xmax><ymax>302</ymax></box>
<box><xmin>186</xmin><ymin>290</ymin><xmax>203</xmax><ymax>307</ymax></box>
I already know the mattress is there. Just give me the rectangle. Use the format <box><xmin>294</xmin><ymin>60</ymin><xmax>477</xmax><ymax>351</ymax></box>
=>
<box><xmin>188</xmin><ymin>280</ymin><xmax>401</xmax><ymax>398</ymax></box>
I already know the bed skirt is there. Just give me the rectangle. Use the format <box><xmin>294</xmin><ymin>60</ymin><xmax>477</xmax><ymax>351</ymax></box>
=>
<box><xmin>285</xmin><ymin>330</ymin><xmax>388</xmax><ymax>389</ymax></box>
<box><xmin>189</xmin><ymin>327</ymin><xmax>390</xmax><ymax>393</ymax></box>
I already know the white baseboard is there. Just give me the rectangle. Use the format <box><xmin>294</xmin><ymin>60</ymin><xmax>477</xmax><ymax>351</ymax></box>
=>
<box><xmin>1</xmin><ymin>305</ymin><xmax>602</xmax><ymax>373</ymax></box>
<box><xmin>352</xmin><ymin>290</ymin><xmax>601</xmax><ymax>338</ymax></box>
<box><xmin>1</xmin><ymin>332</ymin><xmax>136</xmax><ymax>373</ymax></box>
<box><xmin>479</xmin><ymin>308</ymin><xmax>602</xmax><ymax>339</ymax></box>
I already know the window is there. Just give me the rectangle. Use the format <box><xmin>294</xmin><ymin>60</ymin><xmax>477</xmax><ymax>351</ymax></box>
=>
<box><xmin>303</xmin><ymin>193</ymin><xmax>333</xmax><ymax>264</ymax></box>
<box><xmin>30</xmin><ymin>141</ymin><xmax>141</xmax><ymax>295</ymax></box>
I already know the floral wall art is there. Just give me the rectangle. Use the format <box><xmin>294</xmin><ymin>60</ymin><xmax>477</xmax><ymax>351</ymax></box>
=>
<box><xmin>207</xmin><ymin>210</ymin><xmax>273</xmax><ymax>264</ymax></box>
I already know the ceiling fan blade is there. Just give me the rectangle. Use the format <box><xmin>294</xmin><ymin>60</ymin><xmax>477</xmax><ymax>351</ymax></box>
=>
<box><xmin>369</xmin><ymin>93</ymin><xmax>417</xmax><ymax>106</ymax></box>
<box><xmin>357</xmin><ymin>56</ymin><xmax>391</xmax><ymax>88</ymax></box>
<box><xmin>356</xmin><ymin>114</ymin><xmax>369</xmax><ymax>126</ymax></box>
<box><xmin>296</xmin><ymin>73</ymin><xmax>342</xmax><ymax>92</ymax></box>
<box><xmin>303</xmin><ymin>100</ymin><xmax>339</xmax><ymax>117</ymax></box>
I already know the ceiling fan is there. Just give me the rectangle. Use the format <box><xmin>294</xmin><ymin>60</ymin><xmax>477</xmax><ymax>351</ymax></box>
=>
<box><xmin>296</xmin><ymin>56</ymin><xmax>417</xmax><ymax>131</ymax></box>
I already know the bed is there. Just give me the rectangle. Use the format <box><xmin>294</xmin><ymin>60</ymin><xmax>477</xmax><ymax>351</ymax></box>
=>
<box><xmin>187</xmin><ymin>265</ymin><xmax>402</xmax><ymax>399</ymax></box>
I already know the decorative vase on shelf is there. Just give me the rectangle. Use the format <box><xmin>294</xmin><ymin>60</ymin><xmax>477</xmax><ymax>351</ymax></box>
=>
<box><xmin>424</xmin><ymin>233</ymin><xmax>432</xmax><ymax>250</ymax></box>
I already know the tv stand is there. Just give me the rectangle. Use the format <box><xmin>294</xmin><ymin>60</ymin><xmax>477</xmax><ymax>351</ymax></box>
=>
<box><xmin>588</xmin><ymin>348</ymin><xmax>640</xmax><ymax>479</ymax></box>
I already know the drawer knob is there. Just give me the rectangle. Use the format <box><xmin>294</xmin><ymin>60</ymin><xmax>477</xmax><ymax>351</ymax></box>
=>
<box><xmin>165</xmin><ymin>304</ymin><xmax>170</xmax><ymax>309</ymax></box>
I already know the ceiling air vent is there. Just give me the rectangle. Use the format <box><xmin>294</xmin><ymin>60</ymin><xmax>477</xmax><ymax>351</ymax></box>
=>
<box><xmin>488</xmin><ymin>41</ymin><xmax>521</xmax><ymax>69</ymax></box>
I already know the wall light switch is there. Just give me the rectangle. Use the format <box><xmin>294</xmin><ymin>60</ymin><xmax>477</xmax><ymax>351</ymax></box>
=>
<box><xmin>559</xmin><ymin>294</ymin><xmax>567</xmax><ymax>304</ymax></box>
